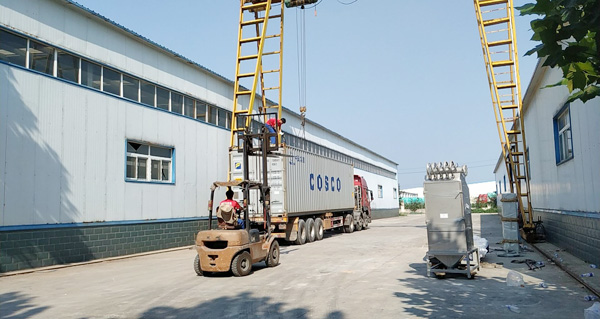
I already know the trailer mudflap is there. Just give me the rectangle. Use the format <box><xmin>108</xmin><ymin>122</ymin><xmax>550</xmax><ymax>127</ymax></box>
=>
<box><xmin>285</xmin><ymin>217</ymin><xmax>299</xmax><ymax>241</ymax></box>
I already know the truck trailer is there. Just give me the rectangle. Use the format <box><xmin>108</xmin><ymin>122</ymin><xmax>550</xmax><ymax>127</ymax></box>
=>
<box><xmin>230</xmin><ymin>145</ymin><xmax>373</xmax><ymax>245</ymax></box>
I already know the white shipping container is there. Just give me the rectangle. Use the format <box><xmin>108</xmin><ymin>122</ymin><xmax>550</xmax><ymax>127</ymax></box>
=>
<box><xmin>230</xmin><ymin>146</ymin><xmax>355</xmax><ymax>218</ymax></box>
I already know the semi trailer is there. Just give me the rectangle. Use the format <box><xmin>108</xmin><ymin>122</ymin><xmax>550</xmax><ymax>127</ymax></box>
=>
<box><xmin>230</xmin><ymin>145</ymin><xmax>373</xmax><ymax>245</ymax></box>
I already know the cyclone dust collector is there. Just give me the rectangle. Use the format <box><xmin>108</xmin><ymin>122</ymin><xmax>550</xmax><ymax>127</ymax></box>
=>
<box><xmin>424</xmin><ymin>162</ymin><xmax>480</xmax><ymax>279</ymax></box>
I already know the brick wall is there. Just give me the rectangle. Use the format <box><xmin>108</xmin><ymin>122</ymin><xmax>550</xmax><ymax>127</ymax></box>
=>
<box><xmin>0</xmin><ymin>219</ymin><xmax>212</xmax><ymax>273</ymax></box>
<box><xmin>534</xmin><ymin>210</ymin><xmax>600</xmax><ymax>266</ymax></box>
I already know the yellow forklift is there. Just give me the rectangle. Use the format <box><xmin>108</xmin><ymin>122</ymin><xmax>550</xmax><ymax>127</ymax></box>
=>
<box><xmin>193</xmin><ymin>114</ymin><xmax>280</xmax><ymax>277</ymax></box>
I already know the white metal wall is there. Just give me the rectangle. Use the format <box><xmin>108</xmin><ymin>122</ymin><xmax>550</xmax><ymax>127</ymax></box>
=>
<box><xmin>354</xmin><ymin>168</ymin><xmax>398</xmax><ymax>210</ymax></box>
<box><xmin>522</xmin><ymin>66</ymin><xmax>600</xmax><ymax>212</ymax></box>
<box><xmin>0</xmin><ymin>65</ymin><xmax>230</xmax><ymax>226</ymax></box>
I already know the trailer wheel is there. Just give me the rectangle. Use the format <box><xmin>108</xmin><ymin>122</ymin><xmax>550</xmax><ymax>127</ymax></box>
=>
<box><xmin>306</xmin><ymin>218</ymin><xmax>316</xmax><ymax>243</ymax></box>
<box><xmin>194</xmin><ymin>254</ymin><xmax>203</xmax><ymax>276</ymax></box>
<box><xmin>343</xmin><ymin>214</ymin><xmax>354</xmax><ymax>233</ymax></box>
<box><xmin>266</xmin><ymin>240</ymin><xmax>280</xmax><ymax>267</ymax></box>
<box><xmin>232</xmin><ymin>251</ymin><xmax>252</xmax><ymax>277</ymax></box>
<box><xmin>315</xmin><ymin>218</ymin><xmax>324</xmax><ymax>241</ymax></box>
<box><xmin>355</xmin><ymin>216</ymin><xmax>363</xmax><ymax>231</ymax></box>
<box><xmin>294</xmin><ymin>219</ymin><xmax>307</xmax><ymax>245</ymax></box>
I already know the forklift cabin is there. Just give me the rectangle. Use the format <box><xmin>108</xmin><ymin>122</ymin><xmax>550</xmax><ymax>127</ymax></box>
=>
<box><xmin>193</xmin><ymin>114</ymin><xmax>281</xmax><ymax>277</ymax></box>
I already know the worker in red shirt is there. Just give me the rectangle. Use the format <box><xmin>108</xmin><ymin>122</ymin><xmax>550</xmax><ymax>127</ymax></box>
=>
<box><xmin>265</xmin><ymin>117</ymin><xmax>285</xmax><ymax>144</ymax></box>
<box><xmin>218</xmin><ymin>188</ymin><xmax>244</xmax><ymax>229</ymax></box>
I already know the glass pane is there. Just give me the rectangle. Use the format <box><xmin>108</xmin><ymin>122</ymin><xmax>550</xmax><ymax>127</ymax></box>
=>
<box><xmin>161</xmin><ymin>161</ymin><xmax>170</xmax><ymax>181</ymax></box>
<box><xmin>171</xmin><ymin>92</ymin><xmax>183</xmax><ymax>114</ymax></box>
<box><xmin>123</xmin><ymin>75</ymin><xmax>139</xmax><ymax>101</ymax></box>
<box><xmin>208</xmin><ymin>106</ymin><xmax>217</xmax><ymax>124</ymax></box>
<box><xmin>127</xmin><ymin>142</ymin><xmax>149</xmax><ymax>155</ymax></box>
<box><xmin>126</xmin><ymin>156</ymin><xmax>136</xmax><ymax>178</ymax></box>
<box><xmin>29</xmin><ymin>40</ymin><xmax>54</xmax><ymax>75</ymax></box>
<box><xmin>81</xmin><ymin>60</ymin><xmax>101</xmax><ymax>89</ymax></box>
<box><xmin>226</xmin><ymin>111</ymin><xmax>232</xmax><ymax>129</ymax></box>
<box><xmin>156</xmin><ymin>87</ymin><xmax>169</xmax><ymax>111</ymax></box>
<box><xmin>0</xmin><ymin>30</ymin><xmax>27</xmax><ymax>66</ymax></box>
<box><xmin>218</xmin><ymin>109</ymin><xmax>226</xmax><ymax>127</ymax></box>
<box><xmin>184</xmin><ymin>97</ymin><xmax>195</xmax><ymax>118</ymax></box>
<box><xmin>151</xmin><ymin>160</ymin><xmax>160</xmax><ymax>180</ymax></box>
<box><xmin>150</xmin><ymin>146</ymin><xmax>171</xmax><ymax>158</ymax></box>
<box><xmin>140</xmin><ymin>81</ymin><xmax>155</xmax><ymax>106</ymax></box>
<box><xmin>103</xmin><ymin>67</ymin><xmax>121</xmax><ymax>95</ymax></box>
<box><xmin>196</xmin><ymin>102</ymin><xmax>206</xmax><ymax>121</ymax></box>
<box><xmin>56</xmin><ymin>51</ymin><xmax>78</xmax><ymax>83</ymax></box>
<box><xmin>137</xmin><ymin>157</ymin><xmax>147</xmax><ymax>179</ymax></box>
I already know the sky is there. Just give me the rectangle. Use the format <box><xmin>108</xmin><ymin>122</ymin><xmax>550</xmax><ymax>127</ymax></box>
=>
<box><xmin>74</xmin><ymin>0</ymin><xmax>540</xmax><ymax>188</ymax></box>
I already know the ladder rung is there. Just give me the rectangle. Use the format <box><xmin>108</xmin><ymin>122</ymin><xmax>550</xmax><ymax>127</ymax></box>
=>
<box><xmin>237</xmin><ymin>72</ymin><xmax>256</xmax><ymax>78</ymax></box>
<box><xmin>488</xmin><ymin>39</ymin><xmax>512</xmax><ymax>47</ymax></box>
<box><xmin>239</xmin><ymin>54</ymin><xmax>258</xmax><ymax>61</ymax></box>
<box><xmin>507</xmin><ymin>130</ymin><xmax>521</xmax><ymax>134</ymax></box>
<box><xmin>234</xmin><ymin>110</ymin><xmax>250</xmax><ymax>115</ymax></box>
<box><xmin>241</xmin><ymin>18</ymin><xmax>265</xmax><ymax>26</ymax></box>
<box><xmin>263</xmin><ymin>69</ymin><xmax>280</xmax><ymax>74</ymax></box>
<box><xmin>497</xmin><ymin>83</ymin><xmax>517</xmax><ymax>89</ymax></box>
<box><xmin>501</xmin><ymin>104</ymin><xmax>518</xmax><ymax>109</ymax></box>
<box><xmin>511</xmin><ymin>152</ymin><xmax>524</xmax><ymax>156</ymax></box>
<box><xmin>264</xmin><ymin>105</ymin><xmax>280</xmax><ymax>108</ymax></box>
<box><xmin>262</xmin><ymin>50</ymin><xmax>281</xmax><ymax>56</ymax></box>
<box><xmin>516</xmin><ymin>175</ymin><xmax>526</xmax><ymax>179</ymax></box>
<box><xmin>264</xmin><ymin>86</ymin><xmax>279</xmax><ymax>91</ymax></box>
<box><xmin>492</xmin><ymin>60</ymin><xmax>514</xmax><ymax>67</ymax></box>
<box><xmin>240</xmin><ymin>36</ymin><xmax>261</xmax><ymax>43</ymax></box>
<box><xmin>483</xmin><ymin>17</ymin><xmax>510</xmax><ymax>26</ymax></box>
<box><xmin>236</xmin><ymin>90</ymin><xmax>252</xmax><ymax>95</ymax></box>
<box><xmin>242</xmin><ymin>2</ymin><xmax>267</xmax><ymax>11</ymax></box>
<box><xmin>478</xmin><ymin>0</ymin><xmax>508</xmax><ymax>6</ymax></box>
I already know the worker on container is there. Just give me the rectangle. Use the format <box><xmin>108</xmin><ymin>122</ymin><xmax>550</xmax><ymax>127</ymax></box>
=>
<box><xmin>217</xmin><ymin>188</ymin><xmax>244</xmax><ymax>229</ymax></box>
<box><xmin>265</xmin><ymin>117</ymin><xmax>286</xmax><ymax>144</ymax></box>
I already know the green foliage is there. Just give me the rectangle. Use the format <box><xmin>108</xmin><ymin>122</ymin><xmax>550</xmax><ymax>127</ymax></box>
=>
<box><xmin>518</xmin><ymin>0</ymin><xmax>600</xmax><ymax>103</ymax></box>
<box><xmin>488</xmin><ymin>192</ymin><xmax>498</xmax><ymax>208</ymax></box>
<box><xmin>471</xmin><ymin>207</ymin><xmax>499</xmax><ymax>214</ymax></box>
<box><xmin>404</xmin><ymin>198</ymin><xmax>425</xmax><ymax>212</ymax></box>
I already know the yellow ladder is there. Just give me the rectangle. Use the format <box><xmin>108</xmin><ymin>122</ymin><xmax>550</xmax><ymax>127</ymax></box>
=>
<box><xmin>473</xmin><ymin>0</ymin><xmax>533</xmax><ymax>229</ymax></box>
<box><xmin>230</xmin><ymin>0</ymin><xmax>284</xmax><ymax>149</ymax></box>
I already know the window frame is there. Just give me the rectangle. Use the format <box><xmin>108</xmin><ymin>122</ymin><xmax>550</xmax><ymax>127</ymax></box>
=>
<box><xmin>553</xmin><ymin>103</ymin><xmax>574</xmax><ymax>165</ymax></box>
<box><xmin>125</xmin><ymin>140</ymin><xmax>175</xmax><ymax>185</ymax></box>
<box><xmin>377</xmin><ymin>185</ymin><xmax>383</xmax><ymax>198</ymax></box>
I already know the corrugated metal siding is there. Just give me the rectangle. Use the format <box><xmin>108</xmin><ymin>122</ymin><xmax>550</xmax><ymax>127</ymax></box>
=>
<box><xmin>231</xmin><ymin>146</ymin><xmax>354</xmax><ymax>217</ymax></box>
<box><xmin>0</xmin><ymin>66</ymin><xmax>230</xmax><ymax>226</ymax></box>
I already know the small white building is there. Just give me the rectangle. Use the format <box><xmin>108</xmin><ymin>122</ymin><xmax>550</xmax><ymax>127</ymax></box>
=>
<box><xmin>494</xmin><ymin>59</ymin><xmax>600</xmax><ymax>265</ymax></box>
<box><xmin>0</xmin><ymin>0</ymin><xmax>398</xmax><ymax>272</ymax></box>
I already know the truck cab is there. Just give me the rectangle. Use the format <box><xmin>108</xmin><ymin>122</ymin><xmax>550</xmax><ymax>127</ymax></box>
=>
<box><xmin>353</xmin><ymin>175</ymin><xmax>373</xmax><ymax>222</ymax></box>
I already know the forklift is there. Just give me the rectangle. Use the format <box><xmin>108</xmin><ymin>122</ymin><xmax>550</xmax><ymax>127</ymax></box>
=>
<box><xmin>193</xmin><ymin>114</ymin><xmax>280</xmax><ymax>277</ymax></box>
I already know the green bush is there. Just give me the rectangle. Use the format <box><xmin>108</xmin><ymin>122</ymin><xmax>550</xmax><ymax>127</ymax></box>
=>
<box><xmin>405</xmin><ymin>201</ymin><xmax>425</xmax><ymax>212</ymax></box>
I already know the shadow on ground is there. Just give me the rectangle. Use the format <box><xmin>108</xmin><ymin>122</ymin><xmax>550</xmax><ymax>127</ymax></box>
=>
<box><xmin>0</xmin><ymin>292</ymin><xmax>50</xmax><ymax>319</ymax></box>
<box><xmin>137</xmin><ymin>291</ymin><xmax>345</xmax><ymax>319</ymax></box>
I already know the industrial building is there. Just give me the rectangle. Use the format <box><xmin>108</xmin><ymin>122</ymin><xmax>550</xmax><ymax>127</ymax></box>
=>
<box><xmin>494</xmin><ymin>59</ymin><xmax>600</xmax><ymax>265</ymax></box>
<box><xmin>0</xmin><ymin>0</ymin><xmax>399</xmax><ymax>272</ymax></box>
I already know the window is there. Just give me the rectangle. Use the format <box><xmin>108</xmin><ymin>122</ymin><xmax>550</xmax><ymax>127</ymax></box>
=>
<box><xmin>57</xmin><ymin>50</ymin><xmax>79</xmax><ymax>83</ymax></box>
<box><xmin>503</xmin><ymin>175</ymin><xmax>506</xmax><ymax>192</ymax></box>
<box><xmin>81</xmin><ymin>59</ymin><xmax>101</xmax><ymax>89</ymax></box>
<box><xmin>122</xmin><ymin>75</ymin><xmax>139</xmax><ymax>101</ymax></box>
<box><xmin>171</xmin><ymin>92</ymin><xmax>183</xmax><ymax>114</ymax></box>
<box><xmin>526</xmin><ymin>147</ymin><xmax>531</xmax><ymax>180</ymax></box>
<box><xmin>196</xmin><ymin>102</ymin><xmax>207</xmax><ymax>121</ymax></box>
<box><xmin>378</xmin><ymin>185</ymin><xmax>383</xmax><ymax>198</ymax></box>
<box><xmin>184</xmin><ymin>97</ymin><xmax>195</xmax><ymax>118</ymax></box>
<box><xmin>0</xmin><ymin>30</ymin><xmax>27</xmax><ymax>66</ymax></box>
<box><xmin>393</xmin><ymin>188</ymin><xmax>398</xmax><ymax>199</ymax></box>
<box><xmin>126</xmin><ymin>141</ymin><xmax>173</xmax><ymax>183</ymax></box>
<box><xmin>554</xmin><ymin>104</ymin><xmax>573</xmax><ymax>164</ymax></box>
<box><xmin>156</xmin><ymin>87</ymin><xmax>169</xmax><ymax>110</ymax></box>
<box><xmin>103</xmin><ymin>67</ymin><xmax>121</xmax><ymax>96</ymax></box>
<box><xmin>217</xmin><ymin>108</ymin><xmax>227</xmax><ymax>127</ymax></box>
<box><xmin>208</xmin><ymin>105</ymin><xmax>217</xmax><ymax>124</ymax></box>
<box><xmin>29</xmin><ymin>40</ymin><xmax>54</xmax><ymax>75</ymax></box>
<box><xmin>140</xmin><ymin>81</ymin><xmax>155</xmax><ymax>106</ymax></box>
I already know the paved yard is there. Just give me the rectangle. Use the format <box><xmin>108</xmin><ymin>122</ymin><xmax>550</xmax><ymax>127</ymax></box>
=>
<box><xmin>0</xmin><ymin>214</ymin><xmax>596</xmax><ymax>318</ymax></box>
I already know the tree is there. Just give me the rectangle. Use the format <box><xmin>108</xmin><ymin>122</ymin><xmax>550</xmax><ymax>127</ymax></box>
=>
<box><xmin>518</xmin><ymin>0</ymin><xmax>600</xmax><ymax>103</ymax></box>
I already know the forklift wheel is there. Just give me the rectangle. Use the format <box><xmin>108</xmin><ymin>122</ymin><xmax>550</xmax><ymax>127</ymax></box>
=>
<box><xmin>266</xmin><ymin>240</ymin><xmax>280</xmax><ymax>267</ymax></box>
<box><xmin>194</xmin><ymin>254</ymin><xmax>203</xmax><ymax>276</ymax></box>
<box><xmin>232</xmin><ymin>251</ymin><xmax>252</xmax><ymax>277</ymax></box>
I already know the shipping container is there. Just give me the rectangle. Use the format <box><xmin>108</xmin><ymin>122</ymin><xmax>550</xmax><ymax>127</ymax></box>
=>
<box><xmin>230</xmin><ymin>145</ymin><xmax>370</xmax><ymax>244</ymax></box>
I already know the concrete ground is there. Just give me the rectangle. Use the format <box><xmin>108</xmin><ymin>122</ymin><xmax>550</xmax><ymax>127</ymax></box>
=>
<box><xmin>0</xmin><ymin>213</ymin><xmax>598</xmax><ymax>318</ymax></box>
